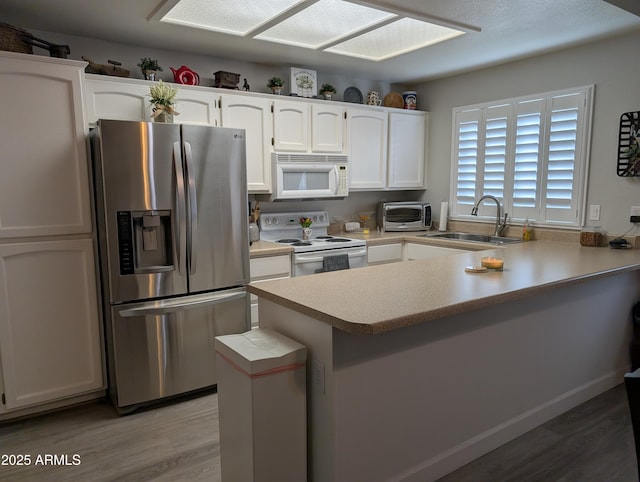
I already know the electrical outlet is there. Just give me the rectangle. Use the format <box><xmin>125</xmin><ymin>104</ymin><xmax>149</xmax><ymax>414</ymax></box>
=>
<box><xmin>589</xmin><ymin>204</ymin><xmax>600</xmax><ymax>221</ymax></box>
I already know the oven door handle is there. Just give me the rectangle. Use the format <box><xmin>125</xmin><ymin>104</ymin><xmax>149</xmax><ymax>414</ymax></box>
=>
<box><xmin>295</xmin><ymin>248</ymin><xmax>367</xmax><ymax>264</ymax></box>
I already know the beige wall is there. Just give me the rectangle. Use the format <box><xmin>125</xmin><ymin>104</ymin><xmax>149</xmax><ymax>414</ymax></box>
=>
<box><xmin>414</xmin><ymin>29</ymin><xmax>640</xmax><ymax>236</ymax></box>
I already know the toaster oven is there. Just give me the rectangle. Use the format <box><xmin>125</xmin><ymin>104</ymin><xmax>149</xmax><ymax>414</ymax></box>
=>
<box><xmin>377</xmin><ymin>202</ymin><xmax>431</xmax><ymax>232</ymax></box>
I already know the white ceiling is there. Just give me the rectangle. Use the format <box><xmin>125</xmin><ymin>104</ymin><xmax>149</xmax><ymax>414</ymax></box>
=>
<box><xmin>2</xmin><ymin>0</ymin><xmax>640</xmax><ymax>83</ymax></box>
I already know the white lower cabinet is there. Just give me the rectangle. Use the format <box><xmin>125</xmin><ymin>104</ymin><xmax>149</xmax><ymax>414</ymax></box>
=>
<box><xmin>368</xmin><ymin>243</ymin><xmax>403</xmax><ymax>265</ymax></box>
<box><xmin>0</xmin><ymin>239</ymin><xmax>104</xmax><ymax>412</ymax></box>
<box><xmin>249</xmin><ymin>254</ymin><xmax>291</xmax><ymax>328</ymax></box>
<box><xmin>404</xmin><ymin>243</ymin><xmax>467</xmax><ymax>261</ymax></box>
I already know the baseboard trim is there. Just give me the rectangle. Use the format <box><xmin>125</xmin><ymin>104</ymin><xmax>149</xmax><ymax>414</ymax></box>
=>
<box><xmin>396</xmin><ymin>369</ymin><xmax>626</xmax><ymax>482</ymax></box>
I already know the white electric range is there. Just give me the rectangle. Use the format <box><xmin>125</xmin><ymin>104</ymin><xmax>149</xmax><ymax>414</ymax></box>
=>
<box><xmin>259</xmin><ymin>211</ymin><xmax>367</xmax><ymax>277</ymax></box>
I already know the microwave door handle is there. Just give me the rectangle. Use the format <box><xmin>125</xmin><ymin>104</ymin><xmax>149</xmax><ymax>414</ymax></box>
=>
<box><xmin>183</xmin><ymin>141</ymin><xmax>198</xmax><ymax>275</ymax></box>
<box><xmin>119</xmin><ymin>290</ymin><xmax>246</xmax><ymax>317</ymax></box>
<box><xmin>173</xmin><ymin>142</ymin><xmax>186</xmax><ymax>276</ymax></box>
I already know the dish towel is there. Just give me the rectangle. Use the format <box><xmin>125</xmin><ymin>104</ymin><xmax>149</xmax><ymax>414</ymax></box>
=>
<box><xmin>322</xmin><ymin>254</ymin><xmax>350</xmax><ymax>272</ymax></box>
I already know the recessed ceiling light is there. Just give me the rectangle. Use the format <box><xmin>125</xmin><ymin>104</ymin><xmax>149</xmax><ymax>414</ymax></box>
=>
<box><xmin>325</xmin><ymin>17</ymin><xmax>466</xmax><ymax>61</ymax></box>
<box><xmin>161</xmin><ymin>0</ymin><xmax>302</xmax><ymax>36</ymax></box>
<box><xmin>159</xmin><ymin>0</ymin><xmax>467</xmax><ymax>60</ymax></box>
<box><xmin>254</xmin><ymin>0</ymin><xmax>395</xmax><ymax>49</ymax></box>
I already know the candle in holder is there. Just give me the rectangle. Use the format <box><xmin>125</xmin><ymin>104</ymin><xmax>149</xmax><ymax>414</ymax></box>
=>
<box><xmin>481</xmin><ymin>256</ymin><xmax>504</xmax><ymax>271</ymax></box>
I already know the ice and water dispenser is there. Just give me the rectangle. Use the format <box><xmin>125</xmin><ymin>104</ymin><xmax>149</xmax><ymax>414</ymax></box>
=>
<box><xmin>116</xmin><ymin>210</ymin><xmax>174</xmax><ymax>274</ymax></box>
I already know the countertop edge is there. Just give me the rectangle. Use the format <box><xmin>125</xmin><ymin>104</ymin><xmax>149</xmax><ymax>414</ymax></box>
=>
<box><xmin>248</xmin><ymin>241</ymin><xmax>640</xmax><ymax>335</ymax></box>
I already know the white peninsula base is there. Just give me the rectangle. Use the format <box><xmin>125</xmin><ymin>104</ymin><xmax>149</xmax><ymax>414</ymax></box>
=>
<box><xmin>258</xmin><ymin>270</ymin><xmax>639</xmax><ymax>482</ymax></box>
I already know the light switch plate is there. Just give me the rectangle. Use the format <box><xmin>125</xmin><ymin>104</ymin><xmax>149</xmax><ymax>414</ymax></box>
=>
<box><xmin>589</xmin><ymin>204</ymin><xmax>600</xmax><ymax>221</ymax></box>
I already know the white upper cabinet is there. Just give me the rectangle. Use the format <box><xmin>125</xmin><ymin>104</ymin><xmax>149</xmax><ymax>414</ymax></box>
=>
<box><xmin>347</xmin><ymin>107</ymin><xmax>388</xmax><ymax>190</ymax></box>
<box><xmin>0</xmin><ymin>52</ymin><xmax>92</xmax><ymax>238</ymax></box>
<box><xmin>311</xmin><ymin>103</ymin><xmax>345</xmax><ymax>153</ymax></box>
<box><xmin>273</xmin><ymin>100</ymin><xmax>345</xmax><ymax>153</ymax></box>
<box><xmin>388</xmin><ymin>111</ymin><xmax>427</xmax><ymax>189</ymax></box>
<box><xmin>81</xmin><ymin>74</ymin><xmax>427</xmax><ymax>193</ymax></box>
<box><xmin>85</xmin><ymin>75</ymin><xmax>219</xmax><ymax>125</ymax></box>
<box><xmin>220</xmin><ymin>93</ymin><xmax>273</xmax><ymax>193</ymax></box>
<box><xmin>273</xmin><ymin>100</ymin><xmax>309</xmax><ymax>152</ymax></box>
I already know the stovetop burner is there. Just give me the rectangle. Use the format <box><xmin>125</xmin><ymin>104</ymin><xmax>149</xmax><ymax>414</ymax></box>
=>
<box><xmin>260</xmin><ymin>211</ymin><xmax>366</xmax><ymax>253</ymax></box>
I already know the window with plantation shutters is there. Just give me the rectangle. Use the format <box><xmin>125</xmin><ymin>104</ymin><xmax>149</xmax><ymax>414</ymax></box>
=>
<box><xmin>450</xmin><ymin>86</ymin><xmax>593</xmax><ymax>228</ymax></box>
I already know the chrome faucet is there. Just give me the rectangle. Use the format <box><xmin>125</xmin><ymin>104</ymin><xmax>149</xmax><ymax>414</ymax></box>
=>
<box><xmin>471</xmin><ymin>195</ymin><xmax>509</xmax><ymax>236</ymax></box>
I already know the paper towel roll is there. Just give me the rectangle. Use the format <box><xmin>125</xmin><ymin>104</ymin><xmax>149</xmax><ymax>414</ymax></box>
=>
<box><xmin>439</xmin><ymin>201</ymin><xmax>448</xmax><ymax>231</ymax></box>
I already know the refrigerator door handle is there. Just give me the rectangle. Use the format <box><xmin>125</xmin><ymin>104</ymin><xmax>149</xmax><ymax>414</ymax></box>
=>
<box><xmin>183</xmin><ymin>141</ymin><xmax>198</xmax><ymax>275</ymax></box>
<box><xmin>119</xmin><ymin>288</ymin><xmax>247</xmax><ymax>317</ymax></box>
<box><xmin>173</xmin><ymin>142</ymin><xmax>187</xmax><ymax>276</ymax></box>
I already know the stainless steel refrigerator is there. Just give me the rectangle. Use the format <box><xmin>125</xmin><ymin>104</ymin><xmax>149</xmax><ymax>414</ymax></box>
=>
<box><xmin>90</xmin><ymin>119</ymin><xmax>250</xmax><ymax>413</ymax></box>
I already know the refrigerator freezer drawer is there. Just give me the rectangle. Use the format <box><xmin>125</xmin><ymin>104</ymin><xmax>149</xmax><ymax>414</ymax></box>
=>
<box><xmin>110</xmin><ymin>288</ymin><xmax>249</xmax><ymax>409</ymax></box>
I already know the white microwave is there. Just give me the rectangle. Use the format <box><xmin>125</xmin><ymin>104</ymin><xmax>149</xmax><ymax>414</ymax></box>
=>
<box><xmin>270</xmin><ymin>153</ymin><xmax>349</xmax><ymax>201</ymax></box>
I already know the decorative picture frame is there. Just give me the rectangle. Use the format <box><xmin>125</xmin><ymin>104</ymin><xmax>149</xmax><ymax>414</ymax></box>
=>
<box><xmin>617</xmin><ymin>111</ymin><xmax>640</xmax><ymax>177</ymax></box>
<box><xmin>290</xmin><ymin>67</ymin><xmax>317</xmax><ymax>98</ymax></box>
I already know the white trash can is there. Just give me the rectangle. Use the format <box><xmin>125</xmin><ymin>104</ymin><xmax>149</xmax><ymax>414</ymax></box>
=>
<box><xmin>215</xmin><ymin>328</ymin><xmax>307</xmax><ymax>482</ymax></box>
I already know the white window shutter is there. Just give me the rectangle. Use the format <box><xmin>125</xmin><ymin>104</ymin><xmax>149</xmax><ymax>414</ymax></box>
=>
<box><xmin>452</xmin><ymin>109</ymin><xmax>481</xmax><ymax>216</ymax></box>
<box><xmin>450</xmin><ymin>86</ymin><xmax>593</xmax><ymax>228</ymax></box>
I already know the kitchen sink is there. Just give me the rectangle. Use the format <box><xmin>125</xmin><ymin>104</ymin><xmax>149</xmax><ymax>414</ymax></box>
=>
<box><xmin>420</xmin><ymin>232</ymin><xmax>521</xmax><ymax>244</ymax></box>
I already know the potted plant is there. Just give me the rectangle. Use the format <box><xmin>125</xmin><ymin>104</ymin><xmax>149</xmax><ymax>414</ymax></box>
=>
<box><xmin>267</xmin><ymin>76</ymin><xmax>284</xmax><ymax>95</ymax></box>
<box><xmin>299</xmin><ymin>217</ymin><xmax>313</xmax><ymax>240</ymax></box>
<box><xmin>319</xmin><ymin>83</ymin><xmax>337</xmax><ymax>100</ymax></box>
<box><xmin>148</xmin><ymin>80</ymin><xmax>179</xmax><ymax>123</ymax></box>
<box><xmin>138</xmin><ymin>57</ymin><xmax>162</xmax><ymax>81</ymax></box>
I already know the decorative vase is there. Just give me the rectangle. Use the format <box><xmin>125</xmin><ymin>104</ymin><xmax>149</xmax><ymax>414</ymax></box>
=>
<box><xmin>144</xmin><ymin>70</ymin><xmax>158</xmax><ymax>81</ymax></box>
<box><xmin>152</xmin><ymin>106</ymin><xmax>174</xmax><ymax>123</ymax></box>
<box><xmin>272</xmin><ymin>87</ymin><xmax>282</xmax><ymax>95</ymax></box>
<box><xmin>323</xmin><ymin>92</ymin><xmax>332</xmax><ymax>100</ymax></box>
<box><xmin>302</xmin><ymin>227</ymin><xmax>312</xmax><ymax>240</ymax></box>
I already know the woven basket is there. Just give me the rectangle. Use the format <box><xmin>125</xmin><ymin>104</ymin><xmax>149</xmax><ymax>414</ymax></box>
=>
<box><xmin>0</xmin><ymin>23</ymin><xmax>33</xmax><ymax>54</ymax></box>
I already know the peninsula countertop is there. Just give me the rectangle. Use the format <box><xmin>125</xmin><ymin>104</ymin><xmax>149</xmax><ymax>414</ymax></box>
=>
<box><xmin>247</xmin><ymin>241</ymin><xmax>640</xmax><ymax>335</ymax></box>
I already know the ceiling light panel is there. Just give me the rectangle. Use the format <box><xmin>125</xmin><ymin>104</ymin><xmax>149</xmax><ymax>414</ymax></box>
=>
<box><xmin>161</xmin><ymin>0</ymin><xmax>303</xmax><ymax>36</ymax></box>
<box><xmin>255</xmin><ymin>0</ymin><xmax>396</xmax><ymax>49</ymax></box>
<box><xmin>326</xmin><ymin>17</ymin><xmax>465</xmax><ymax>61</ymax></box>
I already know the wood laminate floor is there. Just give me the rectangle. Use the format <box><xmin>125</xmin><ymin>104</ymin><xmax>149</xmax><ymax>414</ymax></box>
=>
<box><xmin>0</xmin><ymin>384</ymin><xmax>637</xmax><ymax>481</ymax></box>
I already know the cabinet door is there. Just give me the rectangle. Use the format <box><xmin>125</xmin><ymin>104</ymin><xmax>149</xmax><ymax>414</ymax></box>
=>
<box><xmin>405</xmin><ymin>243</ymin><xmax>466</xmax><ymax>261</ymax></box>
<box><xmin>312</xmin><ymin>103</ymin><xmax>345</xmax><ymax>153</ymax></box>
<box><xmin>0</xmin><ymin>239</ymin><xmax>103</xmax><ymax>410</ymax></box>
<box><xmin>273</xmin><ymin>100</ymin><xmax>310</xmax><ymax>152</ymax></box>
<box><xmin>0</xmin><ymin>53</ymin><xmax>92</xmax><ymax>238</ymax></box>
<box><xmin>249</xmin><ymin>254</ymin><xmax>291</xmax><ymax>328</ymax></box>
<box><xmin>388</xmin><ymin>111</ymin><xmax>427</xmax><ymax>189</ymax></box>
<box><xmin>368</xmin><ymin>243</ymin><xmax>403</xmax><ymax>265</ymax></box>
<box><xmin>85</xmin><ymin>77</ymin><xmax>149</xmax><ymax>122</ymax></box>
<box><xmin>220</xmin><ymin>94</ymin><xmax>273</xmax><ymax>193</ymax></box>
<box><xmin>85</xmin><ymin>76</ymin><xmax>219</xmax><ymax>125</ymax></box>
<box><xmin>347</xmin><ymin>107</ymin><xmax>388</xmax><ymax>190</ymax></box>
